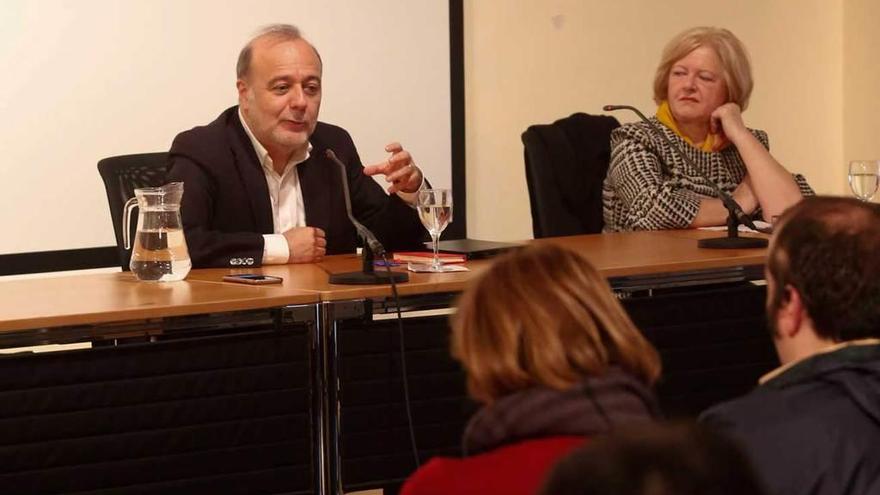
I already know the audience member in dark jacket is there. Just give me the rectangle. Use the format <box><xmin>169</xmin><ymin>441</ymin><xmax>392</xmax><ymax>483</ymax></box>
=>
<box><xmin>701</xmin><ymin>196</ymin><xmax>880</xmax><ymax>495</ymax></box>
<box><xmin>401</xmin><ymin>244</ymin><xmax>663</xmax><ymax>495</ymax></box>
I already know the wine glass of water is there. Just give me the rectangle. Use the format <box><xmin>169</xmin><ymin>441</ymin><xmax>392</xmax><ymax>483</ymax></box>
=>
<box><xmin>849</xmin><ymin>160</ymin><xmax>880</xmax><ymax>202</ymax></box>
<box><xmin>411</xmin><ymin>189</ymin><xmax>454</xmax><ymax>272</ymax></box>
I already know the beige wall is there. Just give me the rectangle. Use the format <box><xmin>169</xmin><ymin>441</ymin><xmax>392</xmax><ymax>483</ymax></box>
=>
<box><xmin>844</xmin><ymin>0</ymin><xmax>880</xmax><ymax>164</ymax></box>
<box><xmin>465</xmin><ymin>0</ymin><xmax>850</xmax><ymax>241</ymax></box>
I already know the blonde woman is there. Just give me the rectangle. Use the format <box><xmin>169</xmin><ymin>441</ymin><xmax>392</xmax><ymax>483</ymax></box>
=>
<box><xmin>603</xmin><ymin>27</ymin><xmax>812</xmax><ymax>232</ymax></box>
<box><xmin>401</xmin><ymin>243</ymin><xmax>662</xmax><ymax>495</ymax></box>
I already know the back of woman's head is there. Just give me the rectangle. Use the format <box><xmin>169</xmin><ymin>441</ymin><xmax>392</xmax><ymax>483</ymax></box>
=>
<box><xmin>452</xmin><ymin>243</ymin><xmax>661</xmax><ymax>404</ymax></box>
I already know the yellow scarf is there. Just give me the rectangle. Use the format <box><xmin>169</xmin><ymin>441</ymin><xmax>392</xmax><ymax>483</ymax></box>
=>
<box><xmin>655</xmin><ymin>100</ymin><xmax>724</xmax><ymax>152</ymax></box>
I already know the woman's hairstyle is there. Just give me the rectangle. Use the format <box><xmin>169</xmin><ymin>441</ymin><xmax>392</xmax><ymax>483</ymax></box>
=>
<box><xmin>653</xmin><ymin>26</ymin><xmax>754</xmax><ymax>110</ymax></box>
<box><xmin>451</xmin><ymin>243</ymin><xmax>661</xmax><ymax>404</ymax></box>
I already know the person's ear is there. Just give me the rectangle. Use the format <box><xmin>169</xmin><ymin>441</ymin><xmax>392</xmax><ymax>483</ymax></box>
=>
<box><xmin>777</xmin><ymin>285</ymin><xmax>804</xmax><ymax>338</ymax></box>
<box><xmin>236</xmin><ymin>79</ymin><xmax>249</xmax><ymax>103</ymax></box>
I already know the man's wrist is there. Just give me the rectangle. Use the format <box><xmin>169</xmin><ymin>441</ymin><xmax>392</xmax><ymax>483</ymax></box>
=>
<box><xmin>262</xmin><ymin>234</ymin><xmax>291</xmax><ymax>264</ymax></box>
<box><xmin>397</xmin><ymin>168</ymin><xmax>427</xmax><ymax>206</ymax></box>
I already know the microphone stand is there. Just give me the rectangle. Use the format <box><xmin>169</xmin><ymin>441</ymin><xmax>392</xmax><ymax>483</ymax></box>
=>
<box><xmin>324</xmin><ymin>149</ymin><xmax>409</xmax><ymax>284</ymax></box>
<box><xmin>326</xmin><ymin>152</ymin><xmax>421</xmax><ymax>468</ymax></box>
<box><xmin>603</xmin><ymin>104</ymin><xmax>768</xmax><ymax>249</ymax></box>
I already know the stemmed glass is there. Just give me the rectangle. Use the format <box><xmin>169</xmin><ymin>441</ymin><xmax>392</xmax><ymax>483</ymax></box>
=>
<box><xmin>409</xmin><ymin>188</ymin><xmax>454</xmax><ymax>272</ymax></box>
<box><xmin>848</xmin><ymin>160</ymin><xmax>880</xmax><ymax>202</ymax></box>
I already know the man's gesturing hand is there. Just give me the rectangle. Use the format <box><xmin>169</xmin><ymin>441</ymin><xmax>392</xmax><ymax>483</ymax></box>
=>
<box><xmin>363</xmin><ymin>142</ymin><xmax>423</xmax><ymax>195</ymax></box>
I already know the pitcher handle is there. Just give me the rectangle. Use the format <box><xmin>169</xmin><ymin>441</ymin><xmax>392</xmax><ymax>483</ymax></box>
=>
<box><xmin>122</xmin><ymin>197</ymin><xmax>139</xmax><ymax>250</ymax></box>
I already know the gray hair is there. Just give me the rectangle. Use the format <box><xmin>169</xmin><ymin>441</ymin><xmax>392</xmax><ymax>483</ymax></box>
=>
<box><xmin>236</xmin><ymin>24</ymin><xmax>321</xmax><ymax>79</ymax></box>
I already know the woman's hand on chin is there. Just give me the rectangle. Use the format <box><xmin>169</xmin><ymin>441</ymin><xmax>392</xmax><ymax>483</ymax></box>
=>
<box><xmin>710</xmin><ymin>103</ymin><xmax>749</xmax><ymax>146</ymax></box>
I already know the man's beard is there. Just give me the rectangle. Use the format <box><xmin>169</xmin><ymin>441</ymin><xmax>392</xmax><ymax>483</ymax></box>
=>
<box><xmin>269</xmin><ymin>127</ymin><xmax>310</xmax><ymax>154</ymax></box>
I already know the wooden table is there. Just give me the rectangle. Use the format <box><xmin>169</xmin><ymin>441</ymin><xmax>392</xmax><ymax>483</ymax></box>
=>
<box><xmin>0</xmin><ymin>271</ymin><xmax>317</xmax><ymax>333</ymax></box>
<box><xmin>0</xmin><ymin>230</ymin><xmax>770</xmax><ymax>495</ymax></box>
<box><xmin>1</xmin><ymin>229</ymin><xmax>765</xmax><ymax>333</ymax></box>
<box><xmin>184</xmin><ymin>230</ymin><xmax>768</xmax><ymax>298</ymax></box>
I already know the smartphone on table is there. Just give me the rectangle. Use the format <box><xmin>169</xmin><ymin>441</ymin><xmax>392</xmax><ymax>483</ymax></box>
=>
<box><xmin>222</xmin><ymin>274</ymin><xmax>283</xmax><ymax>285</ymax></box>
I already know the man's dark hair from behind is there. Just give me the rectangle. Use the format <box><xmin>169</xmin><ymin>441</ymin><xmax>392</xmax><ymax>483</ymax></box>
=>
<box><xmin>767</xmin><ymin>196</ymin><xmax>880</xmax><ymax>341</ymax></box>
<box><xmin>538</xmin><ymin>422</ymin><xmax>767</xmax><ymax>495</ymax></box>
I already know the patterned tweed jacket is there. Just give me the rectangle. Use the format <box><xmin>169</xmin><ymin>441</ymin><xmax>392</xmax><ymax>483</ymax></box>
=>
<box><xmin>602</xmin><ymin>118</ymin><xmax>813</xmax><ymax>232</ymax></box>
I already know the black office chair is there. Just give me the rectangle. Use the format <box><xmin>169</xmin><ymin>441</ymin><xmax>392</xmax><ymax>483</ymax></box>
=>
<box><xmin>97</xmin><ymin>152</ymin><xmax>169</xmax><ymax>271</ymax></box>
<box><xmin>522</xmin><ymin>113</ymin><xmax>620</xmax><ymax>238</ymax></box>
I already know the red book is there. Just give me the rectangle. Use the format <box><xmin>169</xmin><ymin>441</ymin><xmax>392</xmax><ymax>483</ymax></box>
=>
<box><xmin>392</xmin><ymin>251</ymin><xmax>467</xmax><ymax>264</ymax></box>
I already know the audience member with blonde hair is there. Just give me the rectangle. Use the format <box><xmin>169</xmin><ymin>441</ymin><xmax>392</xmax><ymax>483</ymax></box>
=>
<box><xmin>603</xmin><ymin>26</ymin><xmax>812</xmax><ymax>232</ymax></box>
<box><xmin>401</xmin><ymin>243</ymin><xmax>662</xmax><ymax>495</ymax></box>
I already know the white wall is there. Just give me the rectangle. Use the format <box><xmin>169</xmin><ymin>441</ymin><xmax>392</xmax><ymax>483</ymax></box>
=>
<box><xmin>465</xmin><ymin>0</ymin><xmax>849</xmax><ymax>241</ymax></box>
<box><xmin>0</xmin><ymin>0</ymin><xmax>451</xmax><ymax>255</ymax></box>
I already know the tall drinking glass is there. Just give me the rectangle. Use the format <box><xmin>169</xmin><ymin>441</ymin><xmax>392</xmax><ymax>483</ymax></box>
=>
<box><xmin>848</xmin><ymin>160</ymin><xmax>880</xmax><ymax>202</ymax></box>
<box><xmin>410</xmin><ymin>189</ymin><xmax>454</xmax><ymax>272</ymax></box>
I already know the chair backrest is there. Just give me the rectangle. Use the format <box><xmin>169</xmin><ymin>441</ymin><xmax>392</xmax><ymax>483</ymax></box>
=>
<box><xmin>97</xmin><ymin>152</ymin><xmax>169</xmax><ymax>270</ymax></box>
<box><xmin>522</xmin><ymin>113</ymin><xmax>620</xmax><ymax>238</ymax></box>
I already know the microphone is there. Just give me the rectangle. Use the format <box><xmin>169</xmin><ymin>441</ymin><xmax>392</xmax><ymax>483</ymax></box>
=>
<box><xmin>603</xmin><ymin>104</ymin><xmax>768</xmax><ymax>249</ymax></box>
<box><xmin>324</xmin><ymin>149</ymin><xmax>408</xmax><ymax>284</ymax></box>
<box><xmin>325</xmin><ymin>149</ymin><xmax>387</xmax><ymax>256</ymax></box>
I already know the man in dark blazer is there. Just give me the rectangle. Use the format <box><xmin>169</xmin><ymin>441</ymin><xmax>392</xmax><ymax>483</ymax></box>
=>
<box><xmin>701</xmin><ymin>197</ymin><xmax>880</xmax><ymax>495</ymax></box>
<box><xmin>167</xmin><ymin>24</ymin><xmax>427</xmax><ymax>268</ymax></box>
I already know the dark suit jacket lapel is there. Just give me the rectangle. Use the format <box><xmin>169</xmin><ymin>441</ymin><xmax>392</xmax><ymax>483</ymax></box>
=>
<box><xmin>226</xmin><ymin>109</ymin><xmax>274</xmax><ymax>234</ymax></box>
<box><xmin>298</xmin><ymin>145</ymin><xmax>332</xmax><ymax>233</ymax></box>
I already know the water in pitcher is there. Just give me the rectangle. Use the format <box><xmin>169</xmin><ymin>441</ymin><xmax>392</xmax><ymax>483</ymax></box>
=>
<box><xmin>129</xmin><ymin>208</ymin><xmax>191</xmax><ymax>281</ymax></box>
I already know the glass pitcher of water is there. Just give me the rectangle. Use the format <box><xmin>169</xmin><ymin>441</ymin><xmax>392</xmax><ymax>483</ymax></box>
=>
<box><xmin>122</xmin><ymin>182</ymin><xmax>191</xmax><ymax>281</ymax></box>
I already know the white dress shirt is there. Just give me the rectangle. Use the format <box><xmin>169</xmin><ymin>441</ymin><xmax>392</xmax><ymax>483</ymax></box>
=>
<box><xmin>239</xmin><ymin>110</ymin><xmax>309</xmax><ymax>264</ymax></box>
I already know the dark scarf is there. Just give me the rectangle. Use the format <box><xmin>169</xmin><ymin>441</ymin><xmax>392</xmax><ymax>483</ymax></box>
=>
<box><xmin>463</xmin><ymin>367</ymin><xmax>661</xmax><ymax>455</ymax></box>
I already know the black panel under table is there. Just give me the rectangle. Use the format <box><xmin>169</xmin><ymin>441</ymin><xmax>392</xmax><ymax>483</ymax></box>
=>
<box><xmin>336</xmin><ymin>282</ymin><xmax>775</xmax><ymax>493</ymax></box>
<box><xmin>337</xmin><ymin>315</ymin><xmax>476</xmax><ymax>495</ymax></box>
<box><xmin>623</xmin><ymin>282</ymin><xmax>776</xmax><ymax>417</ymax></box>
<box><xmin>0</xmin><ymin>325</ymin><xmax>312</xmax><ymax>495</ymax></box>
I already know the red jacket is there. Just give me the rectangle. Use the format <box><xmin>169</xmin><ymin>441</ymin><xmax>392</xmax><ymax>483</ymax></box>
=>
<box><xmin>400</xmin><ymin>436</ymin><xmax>585</xmax><ymax>495</ymax></box>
